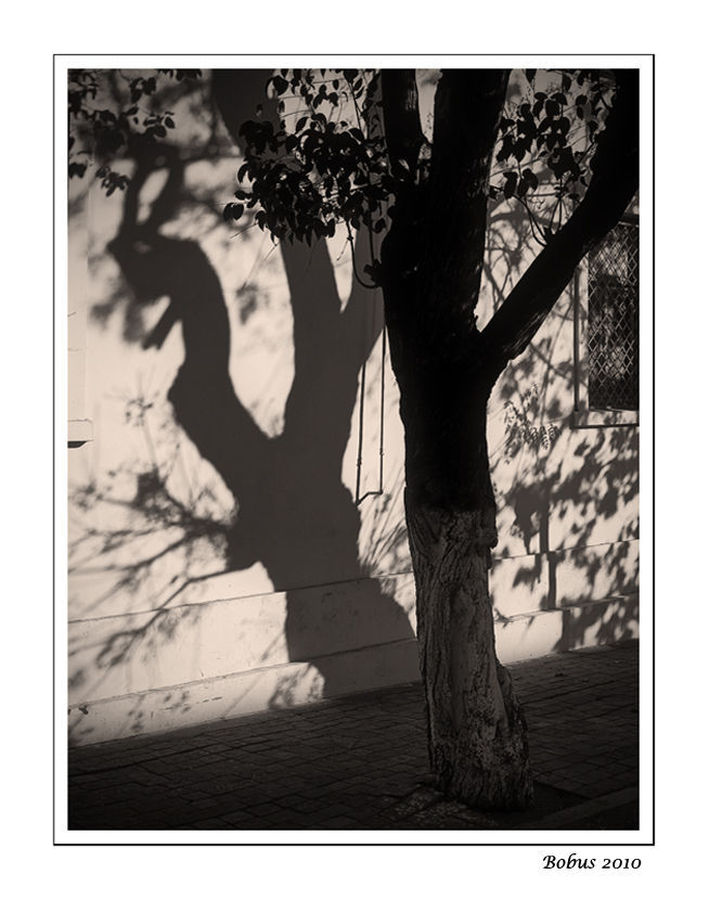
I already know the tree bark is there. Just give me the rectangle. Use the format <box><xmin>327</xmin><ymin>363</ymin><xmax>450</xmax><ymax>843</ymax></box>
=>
<box><xmin>406</xmin><ymin>493</ymin><xmax>533</xmax><ymax>809</ymax></box>
<box><xmin>390</xmin><ymin>342</ymin><xmax>533</xmax><ymax>809</ymax></box>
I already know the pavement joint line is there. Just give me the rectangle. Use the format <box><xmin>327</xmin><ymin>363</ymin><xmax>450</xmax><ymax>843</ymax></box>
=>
<box><xmin>70</xmin><ymin>744</ymin><xmax>234</xmax><ymax>775</ymax></box>
<box><xmin>518</xmin><ymin>678</ymin><xmax>637</xmax><ymax>705</ymax></box>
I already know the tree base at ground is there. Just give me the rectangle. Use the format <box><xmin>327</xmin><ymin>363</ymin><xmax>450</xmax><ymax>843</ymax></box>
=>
<box><xmin>407</xmin><ymin>498</ymin><xmax>534</xmax><ymax>811</ymax></box>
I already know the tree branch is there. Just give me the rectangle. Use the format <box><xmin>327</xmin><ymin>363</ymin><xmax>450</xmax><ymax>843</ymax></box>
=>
<box><xmin>481</xmin><ymin>70</ymin><xmax>639</xmax><ymax>373</ymax></box>
<box><xmin>424</xmin><ymin>70</ymin><xmax>510</xmax><ymax>312</ymax></box>
<box><xmin>380</xmin><ymin>69</ymin><xmax>425</xmax><ymax>176</ymax></box>
<box><xmin>382</xmin><ymin>69</ymin><xmax>509</xmax><ymax>355</ymax></box>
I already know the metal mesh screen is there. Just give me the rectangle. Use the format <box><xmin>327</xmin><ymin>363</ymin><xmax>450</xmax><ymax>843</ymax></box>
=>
<box><xmin>587</xmin><ymin>220</ymin><xmax>639</xmax><ymax>410</ymax></box>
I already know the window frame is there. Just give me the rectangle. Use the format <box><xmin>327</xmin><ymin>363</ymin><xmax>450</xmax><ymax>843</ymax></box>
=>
<box><xmin>572</xmin><ymin>214</ymin><xmax>640</xmax><ymax>430</ymax></box>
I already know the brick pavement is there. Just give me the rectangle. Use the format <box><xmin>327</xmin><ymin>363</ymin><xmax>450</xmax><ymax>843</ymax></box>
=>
<box><xmin>68</xmin><ymin>641</ymin><xmax>639</xmax><ymax>832</ymax></box>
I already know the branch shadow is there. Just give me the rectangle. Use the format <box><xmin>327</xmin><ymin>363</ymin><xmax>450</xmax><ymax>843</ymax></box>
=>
<box><xmin>484</xmin><ymin>199</ymin><xmax>639</xmax><ymax>654</ymax></box>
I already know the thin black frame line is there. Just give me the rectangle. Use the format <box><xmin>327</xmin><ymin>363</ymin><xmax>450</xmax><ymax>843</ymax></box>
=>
<box><xmin>56</xmin><ymin>54</ymin><xmax>655</xmax><ymax>849</ymax></box>
<box><xmin>52</xmin><ymin>55</ymin><xmax>57</xmax><ymax>847</ymax></box>
<box><xmin>651</xmin><ymin>51</ymin><xmax>656</xmax><ymax>845</ymax></box>
<box><xmin>54</xmin><ymin>53</ymin><xmax>656</xmax><ymax>59</ymax></box>
<box><xmin>56</xmin><ymin>840</ymin><xmax>656</xmax><ymax>848</ymax></box>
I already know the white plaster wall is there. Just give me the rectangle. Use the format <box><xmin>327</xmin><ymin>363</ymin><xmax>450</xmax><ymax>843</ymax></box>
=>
<box><xmin>68</xmin><ymin>180</ymin><xmax>91</xmax><ymax>442</ymax></box>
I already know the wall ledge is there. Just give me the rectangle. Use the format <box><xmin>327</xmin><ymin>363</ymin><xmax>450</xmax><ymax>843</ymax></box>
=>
<box><xmin>68</xmin><ymin>418</ymin><xmax>93</xmax><ymax>448</ymax></box>
<box><xmin>572</xmin><ymin>408</ymin><xmax>638</xmax><ymax>428</ymax></box>
<box><xmin>68</xmin><ymin>592</ymin><xmax>639</xmax><ymax>747</ymax></box>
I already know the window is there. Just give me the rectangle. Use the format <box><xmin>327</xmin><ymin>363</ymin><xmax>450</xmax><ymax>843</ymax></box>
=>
<box><xmin>587</xmin><ymin>220</ymin><xmax>639</xmax><ymax>411</ymax></box>
<box><xmin>573</xmin><ymin>216</ymin><xmax>639</xmax><ymax>427</ymax></box>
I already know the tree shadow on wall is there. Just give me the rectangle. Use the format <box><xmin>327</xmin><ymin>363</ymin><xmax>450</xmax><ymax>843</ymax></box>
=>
<box><xmin>483</xmin><ymin>201</ymin><xmax>640</xmax><ymax>654</ymax></box>
<box><xmin>69</xmin><ymin>70</ymin><xmax>413</xmax><ymax>728</ymax></box>
<box><xmin>498</xmin><ymin>426</ymin><xmax>639</xmax><ymax>652</ymax></box>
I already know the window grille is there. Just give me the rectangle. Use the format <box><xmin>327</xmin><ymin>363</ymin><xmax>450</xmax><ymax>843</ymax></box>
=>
<box><xmin>587</xmin><ymin>220</ymin><xmax>639</xmax><ymax>411</ymax></box>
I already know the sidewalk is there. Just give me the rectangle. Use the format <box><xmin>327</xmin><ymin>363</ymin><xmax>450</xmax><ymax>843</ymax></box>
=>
<box><xmin>68</xmin><ymin>641</ymin><xmax>639</xmax><ymax>832</ymax></box>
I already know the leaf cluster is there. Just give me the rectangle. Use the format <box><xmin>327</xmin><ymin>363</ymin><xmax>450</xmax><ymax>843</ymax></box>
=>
<box><xmin>68</xmin><ymin>69</ymin><xmax>201</xmax><ymax>192</ymax></box>
<box><xmin>503</xmin><ymin>384</ymin><xmax>561</xmax><ymax>460</ymax></box>
<box><xmin>490</xmin><ymin>69</ymin><xmax>613</xmax><ymax>209</ymax></box>
<box><xmin>224</xmin><ymin>70</ymin><xmax>400</xmax><ymax>245</ymax></box>
<box><xmin>228</xmin><ymin>68</ymin><xmax>619</xmax><ymax>253</ymax></box>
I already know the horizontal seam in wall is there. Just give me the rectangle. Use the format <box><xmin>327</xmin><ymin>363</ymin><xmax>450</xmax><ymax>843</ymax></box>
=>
<box><xmin>69</xmin><ymin>536</ymin><xmax>639</xmax><ymax>624</ymax></box>
<box><xmin>490</xmin><ymin>537</ymin><xmax>639</xmax><ymax>564</ymax></box>
<box><xmin>68</xmin><ymin>637</ymin><xmax>420</xmax><ymax>710</ymax></box>
<box><xmin>496</xmin><ymin>591</ymin><xmax>639</xmax><ymax>624</ymax></box>
<box><xmin>68</xmin><ymin>569</ymin><xmax>419</xmax><ymax>625</ymax></box>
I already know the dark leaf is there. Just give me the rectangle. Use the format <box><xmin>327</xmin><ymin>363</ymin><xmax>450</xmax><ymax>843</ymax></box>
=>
<box><xmin>521</xmin><ymin>168</ymin><xmax>538</xmax><ymax>190</ymax></box>
<box><xmin>272</xmin><ymin>75</ymin><xmax>289</xmax><ymax>96</ymax></box>
<box><xmin>503</xmin><ymin>171</ymin><xmax>518</xmax><ymax>199</ymax></box>
<box><xmin>223</xmin><ymin>202</ymin><xmax>245</xmax><ymax>223</ymax></box>
<box><xmin>512</xmin><ymin>141</ymin><xmax>527</xmax><ymax>162</ymax></box>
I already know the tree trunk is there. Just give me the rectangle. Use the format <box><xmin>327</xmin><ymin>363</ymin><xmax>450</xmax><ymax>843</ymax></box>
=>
<box><xmin>377</xmin><ymin>67</ymin><xmax>637</xmax><ymax>810</ymax></box>
<box><xmin>406</xmin><ymin>492</ymin><xmax>533</xmax><ymax>810</ymax></box>
<box><xmin>384</xmin><ymin>289</ymin><xmax>534</xmax><ymax>808</ymax></box>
